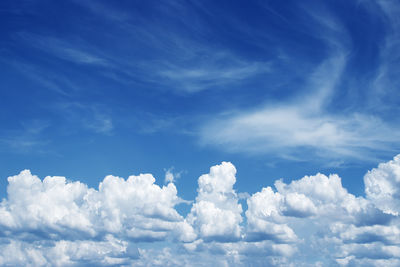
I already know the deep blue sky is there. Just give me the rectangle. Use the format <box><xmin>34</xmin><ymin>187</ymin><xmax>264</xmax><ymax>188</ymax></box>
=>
<box><xmin>1</xmin><ymin>0</ymin><xmax>399</xmax><ymax>201</ymax></box>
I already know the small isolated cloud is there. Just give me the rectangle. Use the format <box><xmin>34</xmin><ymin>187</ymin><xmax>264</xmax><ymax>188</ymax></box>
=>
<box><xmin>164</xmin><ymin>167</ymin><xmax>185</xmax><ymax>184</ymax></box>
<box><xmin>1</xmin><ymin>156</ymin><xmax>400</xmax><ymax>265</ymax></box>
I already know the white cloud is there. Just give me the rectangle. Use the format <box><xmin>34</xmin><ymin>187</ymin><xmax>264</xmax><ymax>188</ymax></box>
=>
<box><xmin>245</xmin><ymin>187</ymin><xmax>298</xmax><ymax>243</ymax></box>
<box><xmin>0</xmin><ymin>235</ymin><xmax>137</xmax><ymax>267</ymax></box>
<box><xmin>200</xmin><ymin>52</ymin><xmax>400</xmax><ymax>162</ymax></box>
<box><xmin>0</xmin><ymin>169</ymin><xmax>189</xmax><ymax>243</ymax></box>
<box><xmin>53</xmin><ymin>102</ymin><xmax>114</xmax><ymax>135</ymax></box>
<box><xmin>1</xmin><ymin>170</ymin><xmax>94</xmax><ymax>237</ymax></box>
<box><xmin>368</xmin><ymin>0</ymin><xmax>400</xmax><ymax>112</ymax></box>
<box><xmin>1</xmin><ymin>156</ymin><xmax>400</xmax><ymax>265</ymax></box>
<box><xmin>186</xmin><ymin>162</ymin><xmax>243</xmax><ymax>242</ymax></box>
<box><xmin>17</xmin><ymin>33</ymin><xmax>109</xmax><ymax>67</ymax></box>
<box><xmin>364</xmin><ymin>154</ymin><xmax>400</xmax><ymax>215</ymax></box>
<box><xmin>197</xmin><ymin>5</ymin><xmax>400</xmax><ymax>163</ymax></box>
<box><xmin>241</xmin><ymin>157</ymin><xmax>400</xmax><ymax>265</ymax></box>
<box><xmin>164</xmin><ymin>167</ymin><xmax>185</xmax><ymax>184</ymax></box>
<box><xmin>157</xmin><ymin>54</ymin><xmax>270</xmax><ymax>92</ymax></box>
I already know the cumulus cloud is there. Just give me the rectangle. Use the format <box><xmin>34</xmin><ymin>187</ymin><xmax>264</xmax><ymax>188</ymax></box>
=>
<box><xmin>364</xmin><ymin>154</ymin><xmax>400</xmax><ymax>215</ymax></box>
<box><xmin>0</xmin><ymin>235</ymin><xmax>138</xmax><ymax>266</ymax></box>
<box><xmin>0</xmin><ymin>169</ymin><xmax>189</xmax><ymax>243</ymax></box>
<box><xmin>186</xmin><ymin>162</ymin><xmax>243</xmax><ymax>242</ymax></box>
<box><xmin>241</xmin><ymin>157</ymin><xmax>400</xmax><ymax>265</ymax></box>
<box><xmin>1</xmin><ymin>156</ymin><xmax>400</xmax><ymax>265</ymax></box>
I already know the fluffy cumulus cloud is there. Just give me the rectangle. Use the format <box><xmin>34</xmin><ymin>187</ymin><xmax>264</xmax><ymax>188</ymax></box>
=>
<box><xmin>0</xmin><ymin>171</ymin><xmax>187</xmax><ymax>241</ymax></box>
<box><xmin>1</xmin><ymin>156</ymin><xmax>400</xmax><ymax>265</ymax></box>
<box><xmin>364</xmin><ymin>154</ymin><xmax>400</xmax><ymax>216</ymax></box>
<box><xmin>0</xmin><ymin>170</ymin><xmax>193</xmax><ymax>266</ymax></box>
<box><xmin>186</xmin><ymin>162</ymin><xmax>242</xmax><ymax>242</ymax></box>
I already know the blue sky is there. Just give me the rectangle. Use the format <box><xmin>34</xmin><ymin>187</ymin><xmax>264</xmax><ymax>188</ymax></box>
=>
<box><xmin>1</xmin><ymin>0</ymin><xmax>400</xmax><ymax>266</ymax></box>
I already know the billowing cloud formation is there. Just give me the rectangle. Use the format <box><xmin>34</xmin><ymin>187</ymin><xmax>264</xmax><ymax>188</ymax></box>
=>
<box><xmin>1</xmin><ymin>155</ymin><xmax>400</xmax><ymax>266</ymax></box>
<box><xmin>1</xmin><ymin>171</ymin><xmax>187</xmax><ymax>242</ymax></box>
<box><xmin>365</xmin><ymin>154</ymin><xmax>400</xmax><ymax>216</ymax></box>
<box><xmin>186</xmin><ymin>162</ymin><xmax>242</xmax><ymax>242</ymax></box>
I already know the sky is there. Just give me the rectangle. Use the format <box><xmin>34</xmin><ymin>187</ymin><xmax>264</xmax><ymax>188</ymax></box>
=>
<box><xmin>1</xmin><ymin>0</ymin><xmax>400</xmax><ymax>266</ymax></box>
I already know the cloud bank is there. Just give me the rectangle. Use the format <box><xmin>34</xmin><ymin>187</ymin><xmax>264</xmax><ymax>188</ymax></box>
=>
<box><xmin>1</xmin><ymin>155</ymin><xmax>400</xmax><ymax>266</ymax></box>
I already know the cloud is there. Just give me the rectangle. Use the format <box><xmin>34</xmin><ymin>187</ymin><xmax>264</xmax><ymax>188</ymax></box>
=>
<box><xmin>0</xmin><ymin>235</ymin><xmax>138</xmax><ymax>266</ymax></box>
<box><xmin>367</xmin><ymin>0</ymin><xmax>400</xmax><ymax>112</ymax></box>
<box><xmin>199</xmin><ymin>36</ymin><xmax>400</xmax><ymax>163</ymax></box>
<box><xmin>10</xmin><ymin>2</ymin><xmax>273</xmax><ymax>95</ymax></box>
<box><xmin>155</xmin><ymin>52</ymin><xmax>271</xmax><ymax>93</ymax></box>
<box><xmin>53</xmin><ymin>102</ymin><xmax>114</xmax><ymax>135</ymax></box>
<box><xmin>240</xmin><ymin>155</ymin><xmax>400</xmax><ymax>265</ymax></box>
<box><xmin>1</xmin><ymin>156</ymin><xmax>400</xmax><ymax>265</ymax></box>
<box><xmin>0</xmin><ymin>120</ymin><xmax>51</xmax><ymax>154</ymax></box>
<box><xmin>0</xmin><ymin>170</ymin><xmax>188</xmax><ymax>242</ymax></box>
<box><xmin>186</xmin><ymin>162</ymin><xmax>243</xmax><ymax>242</ymax></box>
<box><xmin>164</xmin><ymin>167</ymin><xmax>185</xmax><ymax>184</ymax></box>
<box><xmin>16</xmin><ymin>33</ymin><xmax>109</xmax><ymax>67</ymax></box>
<box><xmin>194</xmin><ymin>2</ymin><xmax>400</xmax><ymax>163</ymax></box>
<box><xmin>364</xmin><ymin>154</ymin><xmax>400</xmax><ymax>216</ymax></box>
<box><xmin>8</xmin><ymin>61</ymin><xmax>73</xmax><ymax>96</ymax></box>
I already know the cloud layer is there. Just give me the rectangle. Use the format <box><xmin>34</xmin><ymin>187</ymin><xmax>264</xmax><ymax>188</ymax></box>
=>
<box><xmin>1</xmin><ymin>155</ymin><xmax>400</xmax><ymax>266</ymax></box>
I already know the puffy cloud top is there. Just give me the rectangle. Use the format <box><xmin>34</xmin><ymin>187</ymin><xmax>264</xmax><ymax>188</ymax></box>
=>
<box><xmin>364</xmin><ymin>154</ymin><xmax>400</xmax><ymax>215</ymax></box>
<box><xmin>0</xmin><ymin>170</ymin><xmax>186</xmax><ymax>243</ymax></box>
<box><xmin>1</xmin><ymin>156</ymin><xmax>400</xmax><ymax>266</ymax></box>
<box><xmin>187</xmin><ymin>162</ymin><xmax>243</xmax><ymax>242</ymax></box>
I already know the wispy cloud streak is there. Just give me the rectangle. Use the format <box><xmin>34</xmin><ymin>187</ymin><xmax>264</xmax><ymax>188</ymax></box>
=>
<box><xmin>199</xmin><ymin>5</ymin><xmax>400</xmax><ymax>163</ymax></box>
